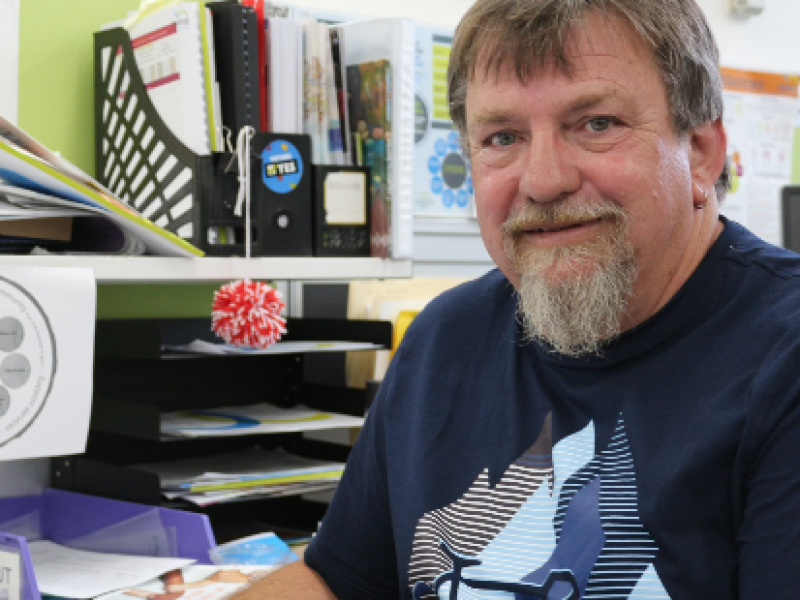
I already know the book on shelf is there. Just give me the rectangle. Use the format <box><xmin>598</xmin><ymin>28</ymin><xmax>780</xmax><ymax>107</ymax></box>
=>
<box><xmin>330</xmin><ymin>26</ymin><xmax>351</xmax><ymax>163</ymax></box>
<box><xmin>302</xmin><ymin>17</ymin><xmax>346</xmax><ymax>166</ymax></box>
<box><xmin>0</xmin><ymin>116</ymin><xmax>203</xmax><ymax>257</ymax></box>
<box><xmin>342</xmin><ymin>17</ymin><xmax>415</xmax><ymax>259</ymax></box>
<box><xmin>347</xmin><ymin>59</ymin><xmax>392</xmax><ymax>258</ymax></box>
<box><xmin>207</xmin><ymin>2</ymin><xmax>261</xmax><ymax>139</ymax></box>
<box><xmin>267</xmin><ymin>15</ymin><xmax>304</xmax><ymax>134</ymax></box>
<box><xmin>242</xmin><ymin>0</ymin><xmax>271</xmax><ymax>132</ymax></box>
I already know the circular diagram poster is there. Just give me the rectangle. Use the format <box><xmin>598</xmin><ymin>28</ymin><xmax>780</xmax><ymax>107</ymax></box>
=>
<box><xmin>0</xmin><ymin>276</ymin><xmax>57</xmax><ymax>447</ymax></box>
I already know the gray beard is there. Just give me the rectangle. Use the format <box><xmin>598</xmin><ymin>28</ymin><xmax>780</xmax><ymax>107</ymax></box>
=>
<box><xmin>506</xmin><ymin>211</ymin><xmax>637</xmax><ymax>358</ymax></box>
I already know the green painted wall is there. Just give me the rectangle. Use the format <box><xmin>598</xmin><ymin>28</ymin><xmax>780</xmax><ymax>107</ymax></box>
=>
<box><xmin>96</xmin><ymin>284</ymin><xmax>221</xmax><ymax>319</ymax></box>
<box><xmin>18</xmin><ymin>0</ymin><xmax>141</xmax><ymax>176</ymax></box>
<box><xmin>18</xmin><ymin>1</ymin><xmax>222</xmax><ymax>320</ymax></box>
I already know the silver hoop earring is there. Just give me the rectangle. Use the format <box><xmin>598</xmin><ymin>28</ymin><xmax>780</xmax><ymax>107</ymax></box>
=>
<box><xmin>694</xmin><ymin>183</ymin><xmax>708</xmax><ymax>210</ymax></box>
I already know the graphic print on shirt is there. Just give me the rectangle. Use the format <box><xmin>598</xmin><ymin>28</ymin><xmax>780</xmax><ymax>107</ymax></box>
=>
<box><xmin>408</xmin><ymin>413</ymin><xmax>668</xmax><ymax>599</ymax></box>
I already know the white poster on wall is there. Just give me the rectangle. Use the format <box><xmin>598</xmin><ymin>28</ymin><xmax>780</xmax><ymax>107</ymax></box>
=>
<box><xmin>0</xmin><ymin>0</ymin><xmax>20</xmax><ymax>124</ymax></box>
<box><xmin>0</xmin><ymin>268</ymin><xmax>95</xmax><ymax>462</ymax></box>
<box><xmin>720</xmin><ymin>67</ymin><xmax>800</xmax><ymax>246</ymax></box>
<box><xmin>413</xmin><ymin>23</ymin><xmax>474</xmax><ymax>218</ymax></box>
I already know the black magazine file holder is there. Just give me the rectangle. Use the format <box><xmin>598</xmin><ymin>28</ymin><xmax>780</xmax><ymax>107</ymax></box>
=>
<box><xmin>94</xmin><ymin>27</ymin><xmax>304</xmax><ymax>257</ymax></box>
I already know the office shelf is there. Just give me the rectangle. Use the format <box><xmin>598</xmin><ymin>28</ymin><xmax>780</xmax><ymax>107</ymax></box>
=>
<box><xmin>0</xmin><ymin>256</ymin><xmax>413</xmax><ymax>283</ymax></box>
<box><xmin>53</xmin><ymin>317</ymin><xmax>392</xmax><ymax>539</ymax></box>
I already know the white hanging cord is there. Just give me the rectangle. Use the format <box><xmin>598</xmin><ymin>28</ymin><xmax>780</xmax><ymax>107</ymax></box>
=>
<box><xmin>233</xmin><ymin>126</ymin><xmax>256</xmax><ymax>259</ymax></box>
<box><xmin>223</xmin><ymin>126</ymin><xmax>235</xmax><ymax>154</ymax></box>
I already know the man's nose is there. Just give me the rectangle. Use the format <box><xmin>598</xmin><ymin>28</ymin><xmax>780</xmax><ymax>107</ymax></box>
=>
<box><xmin>518</xmin><ymin>130</ymin><xmax>581</xmax><ymax>203</ymax></box>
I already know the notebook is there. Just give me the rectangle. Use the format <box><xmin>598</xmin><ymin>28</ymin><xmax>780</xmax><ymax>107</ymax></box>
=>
<box><xmin>125</xmin><ymin>2</ymin><xmax>218</xmax><ymax>155</ymax></box>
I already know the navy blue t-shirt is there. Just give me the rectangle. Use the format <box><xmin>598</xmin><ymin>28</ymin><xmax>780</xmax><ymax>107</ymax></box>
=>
<box><xmin>305</xmin><ymin>219</ymin><xmax>800</xmax><ymax>599</ymax></box>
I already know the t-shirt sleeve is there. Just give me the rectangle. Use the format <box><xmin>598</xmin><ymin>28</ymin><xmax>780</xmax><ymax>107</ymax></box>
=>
<box><xmin>737</xmin><ymin>359</ymin><xmax>800</xmax><ymax>597</ymax></box>
<box><xmin>304</xmin><ymin>370</ymin><xmax>399</xmax><ymax>599</ymax></box>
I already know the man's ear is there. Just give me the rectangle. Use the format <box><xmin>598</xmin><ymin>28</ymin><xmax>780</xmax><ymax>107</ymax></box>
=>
<box><xmin>689</xmin><ymin>118</ymin><xmax>727</xmax><ymax>190</ymax></box>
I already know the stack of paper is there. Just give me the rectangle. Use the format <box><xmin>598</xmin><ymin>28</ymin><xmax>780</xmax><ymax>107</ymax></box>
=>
<box><xmin>0</xmin><ymin>116</ymin><xmax>202</xmax><ymax>256</ymax></box>
<box><xmin>161</xmin><ymin>402</ymin><xmax>364</xmax><ymax>439</ymax></box>
<box><xmin>135</xmin><ymin>447</ymin><xmax>346</xmax><ymax>507</ymax></box>
<box><xmin>162</xmin><ymin>339</ymin><xmax>383</xmax><ymax>356</ymax></box>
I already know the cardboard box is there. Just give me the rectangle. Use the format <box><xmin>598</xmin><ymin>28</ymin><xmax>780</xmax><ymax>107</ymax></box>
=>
<box><xmin>0</xmin><ymin>218</ymin><xmax>73</xmax><ymax>241</ymax></box>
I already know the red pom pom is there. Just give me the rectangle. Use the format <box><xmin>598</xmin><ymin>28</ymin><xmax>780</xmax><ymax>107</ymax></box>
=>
<box><xmin>211</xmin><ymin>279</ymin><xmax>287</xmax><ymax>349</ymax></box>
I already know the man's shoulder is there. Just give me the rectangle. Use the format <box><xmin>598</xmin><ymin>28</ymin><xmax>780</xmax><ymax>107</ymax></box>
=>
<box><xmin>723</xmin><ymin>220</ymin><xmax>800</xmax><ymax>278</ymax></box>
<box><xmin>717</xmin><ymin>221</ymin><xmax>800</xmax><ymax>338</ymax></box>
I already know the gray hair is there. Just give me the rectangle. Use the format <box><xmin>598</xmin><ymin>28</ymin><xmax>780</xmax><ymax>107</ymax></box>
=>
<box><xmin>448</xmin><ymin>0</ymin><xmax>730</xmax><ymax>198</ymax></box>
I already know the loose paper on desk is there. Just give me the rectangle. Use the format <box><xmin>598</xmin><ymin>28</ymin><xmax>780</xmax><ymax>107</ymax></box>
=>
<box><xmin>95</xmin><ymin>565</ymin><xmax>274</xmax><ymax>600</ymax></box>
<box><xmin>27</xmin><ymin>540</ymin><xmax>194</xmax><ymax>599</ymax></box>
<box><xmin>0</xmin><ymin>267</ymin><xmax>95</xmax><ymax>461</ymax></box>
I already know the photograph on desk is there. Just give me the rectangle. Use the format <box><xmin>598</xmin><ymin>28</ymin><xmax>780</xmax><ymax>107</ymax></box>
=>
<box><xmin>95</xmin><ymin>565</ymin><xmax>274</xmax><ymax>600</ymax></box>
<box><xmin>0</xmin><ymin>116</ymin><xmax>202</xmax><ymax>257</ymax></box>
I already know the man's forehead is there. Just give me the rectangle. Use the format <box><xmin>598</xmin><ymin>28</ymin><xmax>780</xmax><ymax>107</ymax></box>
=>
<box><xmin>468</xmin><ymin>11</ymin><xmax>651</xmax><ymax>87</ymax></box>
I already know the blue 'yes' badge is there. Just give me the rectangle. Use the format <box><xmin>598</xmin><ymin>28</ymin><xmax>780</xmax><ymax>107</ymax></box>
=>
<box><xmin>261</xmin><ymin>140</ymin><xmax>304</xmax><ymax>194</ymax></box>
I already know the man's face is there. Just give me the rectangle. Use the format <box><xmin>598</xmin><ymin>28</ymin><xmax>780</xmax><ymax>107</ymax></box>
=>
<box><xmin>466</xmin><ymin>13</ymin><xmax>712</xmax><ymax>344</ymax></box>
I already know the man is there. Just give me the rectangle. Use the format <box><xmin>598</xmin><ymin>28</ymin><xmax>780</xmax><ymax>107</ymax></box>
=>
<box><xmin>236</xmin><ymin>0</ymin><xmax>800</xmax><ymax>597</ymax></box>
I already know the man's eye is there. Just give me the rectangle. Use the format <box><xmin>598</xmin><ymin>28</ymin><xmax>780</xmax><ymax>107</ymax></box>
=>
<box><xmin>490</xmin><ymin>132</ymin><xmax>517</xmax><ymax>146</ymax></box>
<box><xmin>585</xmin><ymin>117</ymin><xmax>614</xmax><ymax>133</ymax></box>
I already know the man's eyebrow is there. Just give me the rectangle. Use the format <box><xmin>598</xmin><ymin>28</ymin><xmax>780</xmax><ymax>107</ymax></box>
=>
<box><xmin>468</xmin><ymin>109</ymin><xmax>519</xmax><ymax>129</ymax></box>
<box><xmin>566</xmin><ymin>90</ymin><xmax>620</xmax><ymax>114</ymax></box>
<box><xmin>468</xmin><ymin>89</ymin><xmax>625</xmax><ymax>129</ymax></box>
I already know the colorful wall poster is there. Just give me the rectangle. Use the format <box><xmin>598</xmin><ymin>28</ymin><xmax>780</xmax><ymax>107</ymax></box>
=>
<box><xmin>413</xmin><ymin>24</ymin><xmax>474</xmax><ymax>218</ymax></box>
<box><xmin>721</xmin><ymin>67</ymin><xmax>800</xmax><ymax>246</ymax></box>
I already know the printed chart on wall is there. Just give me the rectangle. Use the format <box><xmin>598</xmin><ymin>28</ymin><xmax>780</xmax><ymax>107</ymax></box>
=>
<box><xmin>720</xmin><ymin>67</ymin><xmax>800</xmax><ymax>245</ymax></box>
<box><xmin>413</xmin><ymin>25</ymin><xmax>474</xmax><ymax>218</ymax></box>
<box><xmin>0</xmin><ymin>268</ymin><xmax>95</xmax><ymax>461</ymax></box>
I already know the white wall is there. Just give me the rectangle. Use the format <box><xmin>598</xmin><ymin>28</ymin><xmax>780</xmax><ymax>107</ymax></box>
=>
<box><xmin>302</xmin><ymin>0</ymin><xmax>473</xmax><ymax>27</ymax></box>
<box><xmin>701</xmin><ymin>0</ymin><xmax>800</xmax><ymax>74</ymax></box>
<box><xmin>0</xmin><ymin>0</ymin><xmax>19</xmax><ymax>123</ymax></box>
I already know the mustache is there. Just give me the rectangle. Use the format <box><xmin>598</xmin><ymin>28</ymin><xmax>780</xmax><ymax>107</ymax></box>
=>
<box><xmin>501</xmin><ymin>200</ymin><xmax>627</xmax><ymax>236</ymax></box>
